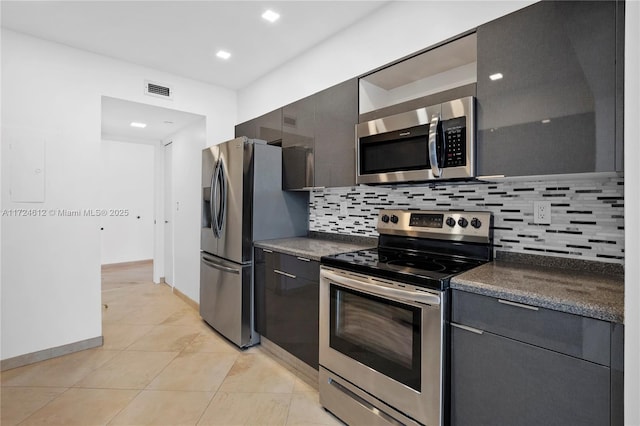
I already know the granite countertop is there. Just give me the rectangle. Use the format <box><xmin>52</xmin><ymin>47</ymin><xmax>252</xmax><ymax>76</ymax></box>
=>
<box><xmin>254</xmin><ymin>235</ymin><xmax>376</xmax><ymax>261</ymax></box>
<box><xmin>451</xmin><ymin>261</ymin><xmax>624</xmax><ymax>323</ymax></box>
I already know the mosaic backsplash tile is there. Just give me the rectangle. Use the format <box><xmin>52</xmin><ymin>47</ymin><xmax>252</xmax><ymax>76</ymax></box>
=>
<box><xmin>309</xmin><ymin>175</ymin><xmax>625</xmax><ymax>265</ymax></box>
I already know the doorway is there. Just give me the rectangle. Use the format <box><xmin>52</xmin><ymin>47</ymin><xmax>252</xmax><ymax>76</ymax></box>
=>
<box><xmin>100</xmin><ymin>96</ymin><xmax>205</xmax><ymax>288</ymax></box>
<box><xmin>163</xmin><ymin>141</ymin><xmax>174</xmax><ymax>286</ymax></box>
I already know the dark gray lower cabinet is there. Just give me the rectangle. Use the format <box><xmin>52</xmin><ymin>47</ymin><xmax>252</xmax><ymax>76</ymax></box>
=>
<box><xmin>451</xmin><ymin>325</ymin><xmax>609</xmax><ymax>426</ymax></box>
<box><xmin>254</xmin><ymin>247</ymin><xmax>319</xmax><ymax>369</ymax></box>
<box><xmin>451</xmin><ymin>289</ymin><xmax>623</xmax><ymax>426</ymax></box>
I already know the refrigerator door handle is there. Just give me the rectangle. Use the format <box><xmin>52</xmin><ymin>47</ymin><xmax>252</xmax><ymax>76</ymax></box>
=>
<box><xmin>211</xmin><ymin>160</ymin><xmax>221</xmax><ymax>237</ymax></box>
<box><xmin>202</xmin><ymin>256</ymin><xmax>240</xmax><ymax>274</ymax></box>
<box><xmin>209</xmin><ymin>164</ymin><xmax>218</xmax><ymax>237</ymax></box>
<box><xmin>217</xmin><ymin>160</ymin><xmax>227</xmax><ymax>237</ymax></box>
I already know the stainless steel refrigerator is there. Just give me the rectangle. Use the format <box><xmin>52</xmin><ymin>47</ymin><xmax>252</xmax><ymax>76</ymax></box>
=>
<box><xmin>200</xmin><ymin>137</ymin><xmax>308</xmax><ymax>348</ymax></box>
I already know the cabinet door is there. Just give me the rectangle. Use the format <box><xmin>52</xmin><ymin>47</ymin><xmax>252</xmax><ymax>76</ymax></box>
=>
<box><xmin>282</xmin><ymin>96</ymin><xmax>315</xmax><ymax>189</ymax></box>
<box><xmin>236</xmin><ymin>109</ymin><xmax>282</xmax><ymax>143</ymax></box>
<box><xmin>255</xmin><ymin>109</ymin><xmax>282</xmax><ymax>144</ymax></box>
<box><xmin>235</xmin><ymin>120</ymin><xmax>256</xmax><ymax>140</ymax></box>
<box><xmin>451</xmin><ymin>325</ymin><xmax>610</xmax><ymax>426</ymax></box>
<box><xmin>314</xmin><ymin>79</ymin><xmax>357</xmax><ymax>188</ymax></box>
<box><xmin>258</xmin><ymin>251</ymin><xmax>320</xmax><ymax>369</ymax></box>
<box><xmin>253</xmin><ymin>247</ymin><xmax>268</xmax><ymax>336</ymax></box>
<box><xmin>476</xmin><ymin>1</ymin><xmax>620</xmax><ymax>177</ymax></box>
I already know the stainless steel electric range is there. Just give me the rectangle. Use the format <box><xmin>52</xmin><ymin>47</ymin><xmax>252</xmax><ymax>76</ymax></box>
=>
<box><xmin>319</xmin><ymin>209</ymin><xmax>493</xmax><ymax>426</ymax></box>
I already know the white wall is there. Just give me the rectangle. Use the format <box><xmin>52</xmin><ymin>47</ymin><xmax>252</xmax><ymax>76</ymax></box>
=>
<box><xmin>161</xmin><ymin>119</ymin><xmax>206</xmax><ymax>303</ymax></box>
<box><xmin>625</xmin><ymin>1</ymin><xmax>640</xmax><ymax>423</ymax></box>
<box><xmin>1</xmin><ymin>29</ymin><xmax>236</xmax><ymax>361</ymax></box>
<box><xmin>237</xmin><ymin>0</ymin><xmax>640</xmax><ymax>421</ymax></box>
<box><xmin>99</xmin><ymin>139</ymin><xmax>155</xmax><ymax>265</ymax></box>
<box><xmin>237</xmin><ymin>1</ymin><xmax>535</xmax><ymax>122</ymax></box>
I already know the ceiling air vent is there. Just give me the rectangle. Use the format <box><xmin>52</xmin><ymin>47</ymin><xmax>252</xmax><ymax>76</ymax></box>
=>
<box><xmin>144</xmin><ymin>80</ymin><xmax>173</xmax><ymax>100</ymax></box>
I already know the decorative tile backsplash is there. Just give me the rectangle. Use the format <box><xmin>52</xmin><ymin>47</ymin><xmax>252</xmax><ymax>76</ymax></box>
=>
<box><xmin>309</xmin><ymin>175</ymin><xmax>625</xmax><ymax>265</ymax></box>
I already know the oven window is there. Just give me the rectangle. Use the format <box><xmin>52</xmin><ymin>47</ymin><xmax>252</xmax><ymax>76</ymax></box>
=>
<box><xmin>360</xmin><ymin>136</ymin><xmax>429</xmax><ymax>175</ymax></box>
<box><xmin>329</xmin><ymin>284</ymin><xmax>421</xmax><ymax>391</ymax></box>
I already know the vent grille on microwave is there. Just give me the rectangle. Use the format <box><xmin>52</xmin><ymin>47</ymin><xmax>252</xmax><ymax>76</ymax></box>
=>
<box><xmin>144</xmin><ymin>80</ymin><xmax>173</xmax><ymax>99</ymax></box>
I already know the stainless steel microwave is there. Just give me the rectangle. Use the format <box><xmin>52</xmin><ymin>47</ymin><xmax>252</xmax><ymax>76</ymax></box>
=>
<box><xmin>356</xmin><ymin>96</ymin><xmax>475</xmax><ymax>184</ymax></box>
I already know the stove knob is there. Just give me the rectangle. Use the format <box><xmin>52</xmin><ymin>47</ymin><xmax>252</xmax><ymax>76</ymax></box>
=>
<box><xmin>471</xmin><ymin>218</ymin><xmax>482</xmax><ymax>229</ymax></box>
<box><xmin>381</xmin><ymin>214</ymin><xmax>390</xmax><ymax>223</ymax></box>
<box><xmin>446</xmin><ymin>217</ymin><xmax>456</xmax><ymax>227</ymax></box>
<box><xmin>458</xmin><ymin>217</ymin><xmax>469</xmax><ymax>228</ymax></box>
<box><xmin>390</xmin><ymin>215</ymin><xmax>399</xmax><ymax>224</ymax></box>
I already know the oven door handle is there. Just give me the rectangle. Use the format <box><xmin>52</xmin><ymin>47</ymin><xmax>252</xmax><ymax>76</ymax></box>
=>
<box><xmin>322</xmin><ymin>270</ymin><xmax>440</xmax><ymax>306</ymax></box>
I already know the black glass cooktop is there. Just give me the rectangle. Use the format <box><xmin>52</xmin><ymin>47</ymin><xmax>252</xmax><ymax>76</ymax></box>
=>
<box><xmin>321</xmin><ymin>247</ymin><xmax>485</xmax><ymax>290</ymax></box>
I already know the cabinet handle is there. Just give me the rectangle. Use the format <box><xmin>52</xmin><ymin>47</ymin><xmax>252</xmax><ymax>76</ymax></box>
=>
<box><xmin>451</xmin><ymin>322</ymin><xmax>484</xmax><ymax>335</ymax></box>
<box><xmin>262</xmin><ymin>249</ymin><xmax>273</xmax><ymax>253</ymax></box>
<box><xmin>498</xmin><ymin>299</ymin><xmax>539</xmax><ymax>311</ymax></box>
<box><xmin>477</xmin><ymin>174</ymin><xmax>506</xmax><ymax>180</ymax></box>
<box><xmin>274</xmin><ymin>269</ymin><xmax>296</xmax><ymax>279</ymax></box>
<box><xmin>296</xmin><ymin>256</ymin><xmax>311</xmax><ymax>262</ymax></box>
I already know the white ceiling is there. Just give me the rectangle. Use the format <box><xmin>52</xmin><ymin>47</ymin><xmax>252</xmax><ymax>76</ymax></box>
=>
<box><xmin>1</xmin><ymin>0</ymin><xmax>389</xmax><ymax>90</ymax></box>
<box><xmin>101</xmin><ymin>96</ymin><xmax>204</xmax><ymax>142</ymax></box>
<box><xmin>2</xmin><ymin>1</ymin><xmax>389</xmax><ymax>143</ymax></box>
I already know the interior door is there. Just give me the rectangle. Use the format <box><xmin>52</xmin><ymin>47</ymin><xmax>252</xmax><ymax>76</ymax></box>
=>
<box><xmin>164</xmin><ymin>142</ymin><xmax>174</xmax><ymax>285</ymax></box>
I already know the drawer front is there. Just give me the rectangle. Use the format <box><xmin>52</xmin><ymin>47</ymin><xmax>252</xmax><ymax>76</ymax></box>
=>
<box><xmin>274</xmin><ymin>252</ymin><xmax>320</xmax><ymax>282</ymax></box>
<box><xmin>452</xmin><ymin>290</ymin><xmax>611</xmax><ymax>366</ymax></box>
<box><xmin>451</xmin><ymin>325</ymin><xmax>610</xmax><ymax>426</ymax></box>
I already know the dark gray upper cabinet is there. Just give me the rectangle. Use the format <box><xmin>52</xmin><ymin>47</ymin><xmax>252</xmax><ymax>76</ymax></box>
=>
<box><xmin>314</xmin><ymin>79</ymin><xmax>358</xmax><ymax>188</ymax></box>
<box><xmin>282</xmin><ymin>95</ymin><xmax>316</xmax><ymax>190</ymax></box>
<box><xmin>476</xmin><ymin>1</ymin><xmax>624</xmax><ymax>177</ymax></box>
<box><xmin>282</xmin><ymin>79</ymin><xmax>357</xmax><ymax>190</ymax></box>
<box><xmin>235</xmin><ymin>109</ymin><xmax>283</xmax><ymax>144</ymax></box>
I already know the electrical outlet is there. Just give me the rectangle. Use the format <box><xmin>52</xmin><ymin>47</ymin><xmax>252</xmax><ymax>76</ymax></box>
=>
<box><xmin>534</xmin><ymin>201</ymin><xmax>551</xmax><ymax>224</ymax></box>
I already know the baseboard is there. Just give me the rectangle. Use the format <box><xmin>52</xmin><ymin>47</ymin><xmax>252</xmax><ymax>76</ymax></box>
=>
<box><xmin>1</xmin><ymin>336</ymin><xmax>104</xmax><ymax>372</ymax></box>
<box><xmin>101</xmin><ymin>259</ymin><xmax>153</xmax><ymax>271</ymax></box>
<box><xmin>172</xmin><ymin>286</ymin><xmax>199</xmax><ymax>312</ymax></box>
<box><xmin>260</xmin><ymin>336</ymin><xmax>319</xmax><ymax>390</ymax></box>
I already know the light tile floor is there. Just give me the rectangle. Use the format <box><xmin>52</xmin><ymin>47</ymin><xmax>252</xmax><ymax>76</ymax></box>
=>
<box><xmin>1</xmin><ymin>262</ymin><xmax>342</xmax><ymax>425</ymax></box>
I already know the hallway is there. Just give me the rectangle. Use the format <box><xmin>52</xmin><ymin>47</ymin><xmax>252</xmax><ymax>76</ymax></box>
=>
<box><xmin>1</xmin><ymin>262</ymin><xmax>340</xmax><ymax>425</ymax></box>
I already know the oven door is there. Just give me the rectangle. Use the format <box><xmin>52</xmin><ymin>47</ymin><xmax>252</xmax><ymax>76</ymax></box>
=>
<box><xmin>319</xmin><ymin>267</ymin><xmax>445</xmax><ymax>426</ymax></box>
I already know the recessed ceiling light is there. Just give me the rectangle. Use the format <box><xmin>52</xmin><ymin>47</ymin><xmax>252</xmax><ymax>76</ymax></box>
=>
<box><xmin>489</xmin><ymin>73</ymin><xmax>503</xmax><ymax>81</ymax></box>
<box><xmin>262</xmin><ymin>9</ymin><xmax>280</xmax><ymax>23</ymax></box>
<box><xmin>541</xmin><ymin>119</ymin><xmax>551</xmax><ymax>124</ymax></box>
<box><xmin>130</xmin><ymin>122</ymin><xmax>147</xmax><ymax>128</ymax></box>
<box><xmin>216</xmin><ymin>50</ymin><xmax>231</xmax><ymax>60</ymax></box>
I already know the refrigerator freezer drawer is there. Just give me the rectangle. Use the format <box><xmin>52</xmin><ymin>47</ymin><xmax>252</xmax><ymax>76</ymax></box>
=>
<box><xmin>199</xmin><ymin>253</ymin><xmax>256</xmax><ymax>348</ymax></box>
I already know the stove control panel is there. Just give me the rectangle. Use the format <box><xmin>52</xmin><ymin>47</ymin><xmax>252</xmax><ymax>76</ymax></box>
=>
<box><xmin>377</xmin><ymin>209</ymin><xmax>493</xmax><ymax>243</ymax></box>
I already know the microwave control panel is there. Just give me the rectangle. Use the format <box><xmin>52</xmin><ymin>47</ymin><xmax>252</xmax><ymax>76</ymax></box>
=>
<box><xmin>443</xmin><ymin>116</ymin><xmax>466</xmax><ymax>168</ymax></box>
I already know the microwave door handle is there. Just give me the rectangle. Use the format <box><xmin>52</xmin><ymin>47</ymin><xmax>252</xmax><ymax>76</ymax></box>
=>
<box><xmin>428</xmin><ymin>114</ymin><xmax>442</xmax><ymax>178</ymax></box>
